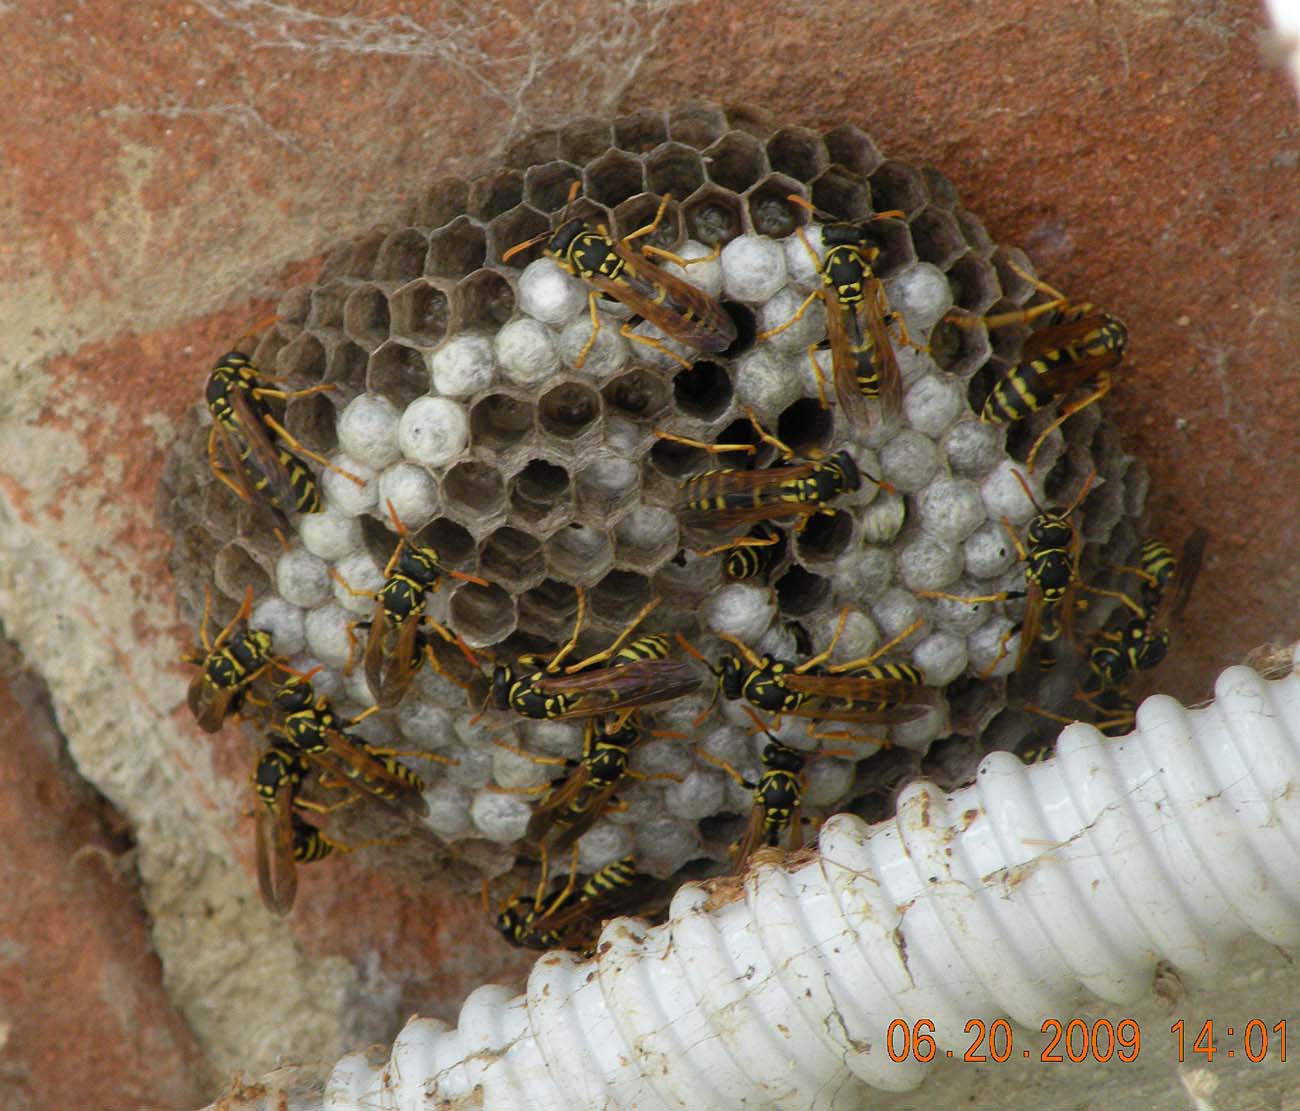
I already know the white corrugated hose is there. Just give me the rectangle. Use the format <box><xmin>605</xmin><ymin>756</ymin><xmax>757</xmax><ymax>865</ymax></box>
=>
<box><xmin>219</xmin><ymin>645</ymin><xmax>1300</xmax><ymax>1111</ymax></box>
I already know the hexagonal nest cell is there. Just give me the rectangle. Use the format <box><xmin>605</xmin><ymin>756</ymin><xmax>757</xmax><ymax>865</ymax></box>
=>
<box><xmin>160</xmin><ymin>102</ymin><xmax>1158</xmax><ymax>926</ymax></box>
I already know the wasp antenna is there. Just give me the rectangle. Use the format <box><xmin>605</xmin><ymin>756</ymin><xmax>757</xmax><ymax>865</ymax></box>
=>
<box><xmin>232</xmin><ymin>313</ymin><xmax>280</xmax><ymax>353</ymax></box>
<box><xmin>449</xmin><ymin>568</ymin><xmax>491</xmax><ymax>587</ymax></box>
<box><xmin>1063</xmin><ymin>470</ymin><xmax>1098</xmax><ymax>516</ymax></box>
<box><xmin>1009</xmin><ymin>468</ymin><xmax>1045</xmax><ymax>514</ymax></box>
<box><xmin>674</xmin><ymin>632</ymin><xmax>717</xmax><ymax>674</ymax></box>
<box><xmin>501</xmin><ymin>230</ymin><xmax>552</xmax><ymax>264</ymax></box>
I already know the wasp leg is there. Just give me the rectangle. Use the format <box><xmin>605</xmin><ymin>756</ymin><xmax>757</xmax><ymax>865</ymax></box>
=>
<box><xmin>793</xmin><ymin>607</ymin><xmax>853</xmax><ymax>674</ymax></box>
<box><xmin>1077</xmin><ymin>581</ymin><xmax>1147</xmax><ymax>619</ymax></box>
<box><xmin>617</xmin><ymin>193</ymin><xmax>673</xmax><ymax>246</ymax></box>
<box><xmin>640</xmin><ymin>241</ymin><xmax>721</xmax><ymax>268</ymax></box>
<box><xmin>693</xmin><ymin>533</ymin><xmax>781</xmax><ymax>559</ymax></box>
<box><xmin>757</xmin><ymin>288</ymin><xmax>822</xmax><ymax>343</ymax></box>
<box><xmin>561</xmin><ymin>595</ymin><xmax>662</xmax><ymax>674</ymax></box>
<box><xmin>807</xmin><ymin>343</ymin><xmax>833</xmax><ymax>409</ymax></box>
<box><xmin>883</xmin><ymin>306</ymin><xmax>931</xmax><ymax>355</ymax></box>
<box><xmin>650</xmin><ymin>429</ymin><xmax>757</xmax><ymax>456</ymax></box>
<box><xmin>574</xmin><ymin>292</ymin><xmax>607</xmax><ymax>371</ymax></box>
<box><xmin>977</xmin><ymin>624</ymin><xmax>1021</xmax><ymax>679</ymax></box>
<box><xmin>823</xmin><ymin>616</ymin><xmax>926</xmax><ymax>675</ymax></box>
<box><xmin>250</xmin><ymin>381</ymin><xmax>338</xmax><ymax>402</ymax></box>
<box><xmin>256</xmin><ymin>412</ymin><xmax>367</xmax><ymax>488</ymax></box>
<box><xmin>694</xmin><ymin>746</ymin><xmax>755</xmax><ymax>789</ymax></box>
<box><xmin>1102</xmin><ymin>561</ymin><xmax>1161</xmax><ymax>588</ymax></box>
<box><xmin>490</xmin><ymin>736</ymin><xmax>570</xmax><ymax>767</ymax></box>
<box><xmin>543</xmin><ymin>586</ymin><xmax>589</xmax><ymax>672</ymax></box>
<box><xmin>742</xmin><ymin>408</ymin><xmax>799</xmax><ymax>461</ymax></box>
<box><xmin>1025</xmin><ymin>373</ymin><xmax>1112</xmax><ymax>472</ymax></box>
<box><xmin>805</xmin><ymin>723</ymin><xmax>890</xmax><ymax>746</ymax></box>
<box><xmin>207</xmin><ymin>425</ymin><xmax>254</xmax><ymax>503</ymax></box>
<box><xmin>617</xmin><ymin>321</ymin><xmax>693</xmax><ymax>370</ymax></box>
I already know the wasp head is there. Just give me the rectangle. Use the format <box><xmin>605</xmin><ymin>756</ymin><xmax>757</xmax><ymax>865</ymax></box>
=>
<box><xmin>273</xmin><ymin>677</ymin><xmax>314</xmax><ymax>713</ymax></box>
<box><xmin>549</xmin><ymin>217</ymin><xmax>587</xmax><ymax>262</ymax></box>
<box><xmin>821</xmin><ymin>222</ymin><xmax>868</xmax><ymax>248</ymax></box>
<box><xmin>718</xmin><ymin>655</ymin><xmax>746</xmax><ymax>700</ymax></box>
<box><xmin>1026</xmin><ymin>513</ymin><xmax>1072</xmax><ymax>550</ymax></box>
<box><xmin>761</xmin><ymin>740</ymin><xmax>806</xmax><ymax>773</ymax></box>
<box><xmin>490</xmin><ymin>664</ymin><xmax>515</xmax><ymax>711</ymax></box>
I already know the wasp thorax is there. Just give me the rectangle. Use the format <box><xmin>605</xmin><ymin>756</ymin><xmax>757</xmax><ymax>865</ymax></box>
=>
<box><xmin>396</xmin><ymin>546</ymin><xmax>443</xmax><ymax>586</ymax></box>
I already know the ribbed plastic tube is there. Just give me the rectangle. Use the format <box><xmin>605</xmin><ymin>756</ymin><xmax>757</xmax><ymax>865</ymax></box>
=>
<box><xmin>317</xmin><ymin>651</ymin><xmax>1300</xmax><ymax>1111</ymax></box>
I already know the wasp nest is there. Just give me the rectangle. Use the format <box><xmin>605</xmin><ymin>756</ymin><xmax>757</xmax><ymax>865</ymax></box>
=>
<box><xmin>160</xmin><ymin>102</ymin><xmax>1149</xmax><ymax>894</ymax></box>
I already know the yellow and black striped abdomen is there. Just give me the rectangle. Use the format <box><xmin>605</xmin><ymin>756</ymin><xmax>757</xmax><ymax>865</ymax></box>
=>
<box><xmin>580</xmin><ymin>857</ymin><xmax>638</xmax><ymax>900</ymax></box>
<box><xmin>981</xmin><ymin>354</ymin><xmax>1063</xmax><ymax>423</ymax></box>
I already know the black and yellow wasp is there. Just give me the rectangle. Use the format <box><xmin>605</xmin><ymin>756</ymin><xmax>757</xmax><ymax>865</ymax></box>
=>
<box><xmin>494</xmin><ymin>855</ymin><xmax>670</xmax><ymax>952</ymax></box>
<box><xmin>759</xmin><ymin>194</ymin><xmax>912</xmax><ymax>431</ymax></box>
<box><xmin>185</xmin><ymin>585</ymin><xmax>279</xmax><ymax>733</ymax></box>
<box><xmin>920</xmin><ymin>469</ymin><xmax>1096</xmax><ymax>674</ymax></box>
<box><xmin>252</xmin><ymin>735</ymin><xmax>404</xmax><ymax>916</ymax></box>
<box><xmin>502</xmin><ymin>182</ymin><xmax>736</xmax><ymax>369</ymax></box>
<box><xmin>699</xmin><ymin>725</ymin><xmax>812</xmax><ymax>874</ymax></box>
<box><xmin>205</xmin><ymin>344</ymin><xmax>363</xmax><ymax>523</ymax></box>
<box><xmin>272</xmin><ymin>675</ymin><xmax>443</xmax><ymax>817</ymax></box>
<box><xmin>682</xmin><ymin>610</ymin><xmax>932</xmax><ymax>737</ymax></box>
<box><xmin>491</xmin><ymin>590</ymin><xmax>700</xmax><ymax>725</ymax></box>
<box><xmin>522</xmin><ymin>717</ymin><xmax>644</xmax><ymax>850</ymax></box>
<box><xmin>661</xmin><ymin>412</ymin><xmax>881</xmax><ymax>542</ymax></box>
<box><xmin>333</xmin><ymin>501</ymin><xmax>486</xmax><ymax>708</ymax></box>
<box><xmin>1083</xmin><ymin>526</ymin><xmax>1207</xmax><ymax>694</ymax></box>
<box><xmin>967</xmin><ymin>260</ymin><xmax>1128</xmax><ymax>470</ymax></box>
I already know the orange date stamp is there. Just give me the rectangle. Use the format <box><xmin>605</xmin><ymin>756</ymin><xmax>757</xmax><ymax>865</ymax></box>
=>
<box><xmin>886</xmin><ymin>1017</ymin><xmax>1288</xmax><ymax>1064</ymax></box>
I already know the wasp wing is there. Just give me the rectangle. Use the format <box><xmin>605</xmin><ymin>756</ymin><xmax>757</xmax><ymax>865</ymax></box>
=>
<box><xmin>226</xmin><ymin>383</ymin><xmax>307</xmax><ymax>515</ymax></box>
<box><xmin>1013</xmin><ymin>581</ymin><xmax>1046</xmax><ymax>672</ymax></box>
<box><xmin>524</xmin><ymin>760</ymin><xmax>590</xmax><ymax>844</ymax></box>
<box><xmin>254</xmin><ymin>779</ymin><xmax>299</xmax><ymax>916</ymax></box>
<box><xmin>678</xmin><ymin>460</ymin><xmax>823</xmax><ymax>531</ymax></box>
<box><xmin>188</xmin><ymin>673</ymin><xmax>244</xmax><ymax>733</ymax></box>
<box><xmin>311</xmin><ymin>730</ymin><xmax>429</xmax><ymax>817</ymax></box>
<box><xmin>377</xmin><ymin>611</ymin><xmax>423</xmax><ymax>709</ymax></box>
<box><xmin>1156</xmin><ymin>526</ymin><xmax>1207</xmax><ymax>627</ymax></box>
<box><xmin>822</xmin><ymin>293</ymin><xmax>873</xmax><ymax>433</ymax></box>
<box><xmin>856</xmin><ymin>281</ymin><xmax>905</xmax><ymax>420</ymax></box>
<box><xmin>613</xmin><ymin>243</ymin><xmax>736</xmax><ymax>353</ymax></box>
<box><xmin>533</xmin><ymin>659</ymin><xmax>702</xmax><ymax>718</ymax></box>
<box><xmin>1017</xmin><ymin>312</ymin><xmax>1125</xmax><ymax>386</ymax></box>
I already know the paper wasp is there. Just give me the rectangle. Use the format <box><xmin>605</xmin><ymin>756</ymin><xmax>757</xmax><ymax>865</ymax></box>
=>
<box><xmin>501</xmin><ymin>182</ymin><xmax>736</xmax><ymax>369</ymax></box>
<box><xmin>494</xmin><ymin>854</ymin><xmax>669</xmax><ymax>952</ymax></box>
<box><xmin>919</xmin><ymin>470</ymin><xmax>1096</xmax><ymax>674</ymax></box>
<box><xmin>185</xmin><ymin>585</ymin><xmax>280</xmax><ymax>733</ymax></box>
<box><xmin>697</xmin><ymin>720</ymin><xmax>813</xmax><ymax>874</ymax></box>
<box><xmin>272</xmin><ymin>675</ymin><xmax>453</xmax><ymax>817</ymax></box>
<box><xmin>1083</xmin><ymin>526</ymin><xmax>1206</xmax><ymax>693</ymax></box>
<box><xmin>962</xmin><ymin>260</ymin><xmax>1128</xmax><ymax>470</ymax></box>
<box><xmin>490</xmin><ymin>589</ymin><xmax>700</xmax><ymax>725</ymax></box>
<box><xmin>661</xmin><ymin>415</ymin><xmax>882</xmax><ymax>536</ymax></box>
<box><xmin>252</xmin><ymin>736</ymin><xmax>403</xmax><ymax>916</ymax></box>
<box><xmin>758</xmin><ymin>194</ymin><xmax>913</xmax><ymax>430</ymax></box>
<box><xmin>206</xmin><ymin>347</ymin><xmax>364</xmax><ymax>522</ymax></box>
<box><xmin>1119</xmin><ymin>529</ymin><xmax>1207</xmax><ymax>630</ymax></box>
<box><xmin>332</xmin><ymin>501</ymin><xmax>486</xmax><ymax>708</ymax></box>
<box><xmin>682</xmin><ymin>610</ymin><xmax>932</xmax><ymax>737</ymax></box>
<box><xmin>516</xmin><ymin>715</ymin><xmax>684</xmax><ymax>850</ymax></box>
